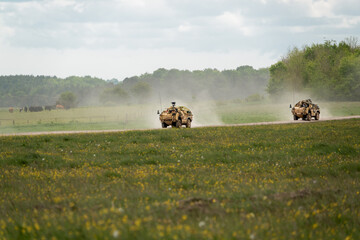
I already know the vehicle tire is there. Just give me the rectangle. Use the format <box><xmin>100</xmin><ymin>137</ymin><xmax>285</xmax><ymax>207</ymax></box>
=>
<box><xmin>315</xmin><ymin>112</ymin><xmax>320</xmax><ymax>120</ymax></box>
<box><xmin>306</xmin><ymin>113</ymin><xmax>311</xmax><ymax>121</ymax></box>
<box><xmin>186</xmin><ymin>119</ymin><xmax>191</xmax><ymax>128</ymax></box>
<box><xmin>293</xmin><ymin>115</ymin><xmax>298</xmax><ymax>120</ymax></box>
<box><xmin>176</xmin><ymin>119</ymin><xmax>182</xmax><ymax>128</ymax></box>
<box><xmin>162</xmin><ymin>122</ymin><xmax>167</xmax><ymax>128</ymax></box>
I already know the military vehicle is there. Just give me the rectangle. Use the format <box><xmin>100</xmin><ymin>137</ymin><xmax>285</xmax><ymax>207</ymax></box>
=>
<box><xmin>291</xmin><ymin>99</ymin><xmax>320</xmax><ymax>121</ymax></box>
<box><xmin>158</xmin><ymin>102</ymin><xmax>193</xmax><ymax>128</ymax></box>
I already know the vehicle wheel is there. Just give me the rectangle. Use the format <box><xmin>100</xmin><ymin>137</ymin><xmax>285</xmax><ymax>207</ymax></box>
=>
<box><xmin>186</xmin><ymin>119</ymin><xmax>191</xmax><ymax>128</ymax></box>
<box><xmin>293</xmin><ymin>115</ymin><xmax>298</xmax><ymax>120</ymax></box>
<box><xmin>315</xmin><ymin>112</ymin><xmax>320</xmax><ymax>120</ymax></box>
<box><xmin>162</xmin><ymin>122</ymin><xmax>167</xmax><ymax>128</ymax></box>
<box><xmin>176</xmin><ymin>120</ymin><xmax>182</xmax><ymax>128</ymax></box>
<box><xmin>306</xmin><ymin>113</ymin><xmax>311</xmax><ymax>121</ymax></box>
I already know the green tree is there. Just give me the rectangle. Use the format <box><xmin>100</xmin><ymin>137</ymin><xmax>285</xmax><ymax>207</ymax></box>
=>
<box><xmin>267</xmin><ymin>61</ymin><xmax>287</xmax><ymax>96</ymax></box>
<box><xmin>57</xmin><ymin>92</ymin><xmax>77</xmax><ymax>109</ymax></box>
<box><xmin>338</xmin><ymin>55</ymin><xmax>360</xmax><ymax>100</ymax></box>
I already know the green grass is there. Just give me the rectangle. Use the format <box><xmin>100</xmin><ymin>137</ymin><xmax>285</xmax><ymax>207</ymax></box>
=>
<box><xmin>320</xmin><ymin>101</ymin><xmax>360</xmax><ymax>116</ymax></box>
<box><xmin>0</xmin><ymin>121</ymin><xmax>144</xmax><ymax>134</ymax></box>
<box><xmin>217</xmin><ymin>101</ymin><xmax>360</xmax><ymax>124</ymax></box>
<box><xmin>0</xmin><ymin>119</ymin><xmax>359</xmax><ymax>239</ymax></box>
<box><xmin>0</xmin><ymin>105</ymin><xmax>157</xmax><ymax>133</ymax></box>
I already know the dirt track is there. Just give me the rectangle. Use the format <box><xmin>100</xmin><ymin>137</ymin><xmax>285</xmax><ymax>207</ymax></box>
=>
<box><xmin>1</xmin><ymin>115</ymin><xmax>360</xmax><ymax>137</ymax></box>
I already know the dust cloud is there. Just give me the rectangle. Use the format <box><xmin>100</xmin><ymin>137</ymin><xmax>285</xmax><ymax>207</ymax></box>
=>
<box><xmin>184</xmin><ymin>98</ymin><xmax>224</xmax><ymax>127</ymax></box>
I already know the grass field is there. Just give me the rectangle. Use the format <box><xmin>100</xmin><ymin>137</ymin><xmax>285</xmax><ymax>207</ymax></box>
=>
<box><xmin>0</xmin><ymin>105</ymin><xmax>152</xmax><ymax>134</ymax></box>
<box><xmin>1</xmin><ymin>101</ymin><xmax>360</xmax><ymax>134</ymax></box>
<box><xmin>0</xmin><ymin>119</ymin><xmax>359</xmax><ymax>239</ymax></box>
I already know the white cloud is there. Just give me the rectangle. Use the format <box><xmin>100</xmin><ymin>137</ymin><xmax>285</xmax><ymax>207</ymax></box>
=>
<box><xmin>216</xmin><ymin>11</ymin><xmax>254</xmax><ymax>36</ymax></box>
<box><xmin>52</xmin><ymin>0</ymin><xmax>76</xmax><ymax>8</ymax></box>
<box><xmin>178</xmin><ymin>23</ymin><xmax>192</xmax><ymax>32</ymax></box>
<box><xmin>116</xmin><ymin>0</ymin><xmax>146</xmax><ymax>8</ymax></box>
<box><xmin>0</xmin><ymin>19</ymin><xmax>14</xmax><ymax>43</ymax></box>
<box><xmin>307</xmin><ymin>0</ymin><xmax>335</xmax><ymax>18</ymax></box>
<box><xmin>73</xmin><ymin>2</ymin><xmax>85</xmax><ymax>13</ymax></box>
<box><xmin>273</xmin><ymin>0</ymin><xmax>336</xmax><ymax>18</ymax></box>
<box><xmin>115</xmin><ymin>0</ymin><xmax>173</xmax><ymax>15</ymax></box>
<box><xmin>337</xmin><ymin>16</ymin><xmax>360</xmax><ymax>29</ymax></box>
<box><xmin>288</xmin><ymin>26</ymin><xmax>316</xmax><ymax>33</ymax></box>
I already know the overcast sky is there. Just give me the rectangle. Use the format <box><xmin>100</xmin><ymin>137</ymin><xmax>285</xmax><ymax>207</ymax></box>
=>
<box><xmin>0</xmin><ymin>0</ymin><xmax>359</xmax><ymax>80</ymax></box>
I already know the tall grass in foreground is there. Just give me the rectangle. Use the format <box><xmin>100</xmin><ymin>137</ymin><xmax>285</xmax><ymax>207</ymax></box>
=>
<box><xmin>0</xmin><ymin>119</ymin><xmax>359</xmax><ymax>239</ymax></box>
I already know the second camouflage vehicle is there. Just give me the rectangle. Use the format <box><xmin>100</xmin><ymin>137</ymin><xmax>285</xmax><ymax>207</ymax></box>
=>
<box><xmin>291</xmin><ymin>99</ymin><xmax>320</xmax><ymax>121</ymax></box>
<box><xmin>158</xmin><ymin>102</ymin><xmax>193</xmax><ymax>128</ymax></box>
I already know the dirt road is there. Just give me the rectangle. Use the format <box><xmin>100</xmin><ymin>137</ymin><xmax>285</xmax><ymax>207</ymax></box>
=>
<box><xmin>1</xmin><ymin>115</ymin><xmax>359</xmax><ymax>137</ymax></box>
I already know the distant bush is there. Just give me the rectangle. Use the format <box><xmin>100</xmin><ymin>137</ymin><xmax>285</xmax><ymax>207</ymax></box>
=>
<box><xmin>57</xmin><ymin>92</ymin><xmax>77</xmax><ymax>109</ymax></box>
<box><xmin>245</xmin><ymin>93</ymin><xmax>263</xmax><ymax>102</ymax></box>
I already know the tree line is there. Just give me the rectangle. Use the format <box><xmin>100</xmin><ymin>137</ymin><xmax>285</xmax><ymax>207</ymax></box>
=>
<box><xmin>0</xmin><ymin>66</ymin><xmax>269</xmax><ymax>107</ymax></box>
<box><xmin>0</xmin><ymin>75</ymin><xmax>107</xmax><ymax>107</ymax></box>
<box><xmin>102</xmin><ymin>66</ymin><xmax>269</xmax><ymax>104</ymax></box>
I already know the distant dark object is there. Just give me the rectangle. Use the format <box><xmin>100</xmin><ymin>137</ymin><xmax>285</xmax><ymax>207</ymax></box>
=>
<box><xmin>24</xmin><ymin>106</ymin><xmax>28</xmax><ymax>112</ymax></box>
<box><xmin>45</xmin><ymin>105</ymin><xmax>56</xmax><ymax>111</ymax></box>
<box><xmin>29</xmin><ymin>106</ymin><xmax>43</xmax><ymax>112</ymax></box>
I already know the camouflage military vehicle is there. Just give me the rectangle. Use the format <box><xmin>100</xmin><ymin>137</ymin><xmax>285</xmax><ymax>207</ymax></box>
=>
<box><xmin>158</xmin><ymin>102</ymin><xmax>193</xmax><ymax>128</ymax></box>
<box><xmin>291</xmin><ymin>99</ymin><xmax>320</xmax><ymax>121</ymax></box>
